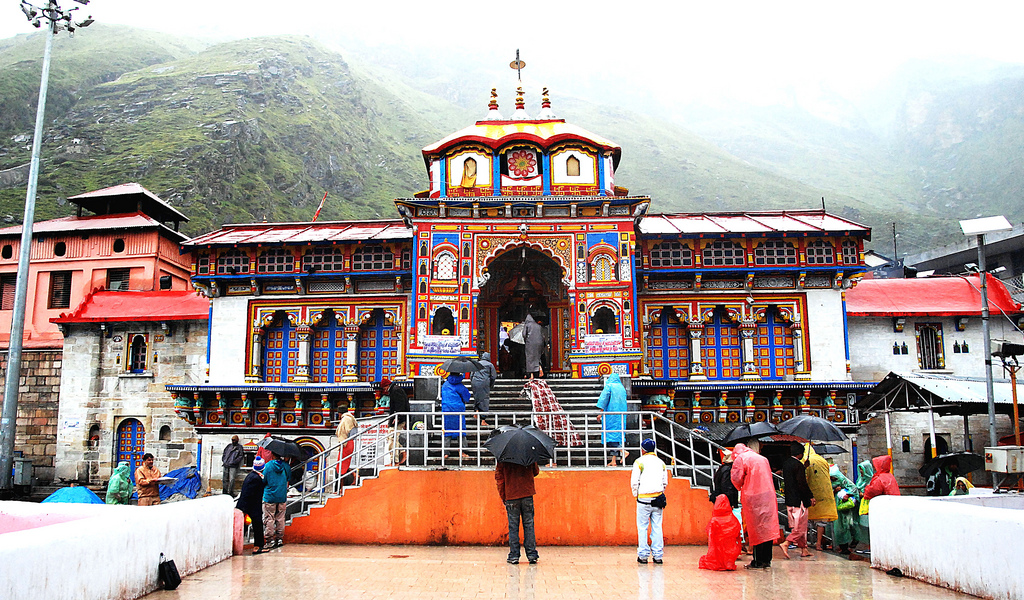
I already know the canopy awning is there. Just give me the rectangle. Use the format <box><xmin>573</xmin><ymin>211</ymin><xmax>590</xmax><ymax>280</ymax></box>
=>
<box><xmin>855</xmin><ymin>371</ymin><xmax>1024</xmax><ymax>416</ymax></box>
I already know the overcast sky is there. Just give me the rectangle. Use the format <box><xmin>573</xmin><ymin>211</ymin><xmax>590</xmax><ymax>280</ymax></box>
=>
<box><xmin>3</xmin><ymin>0</ymin><xmax>1024</xmax><ymax>104</ymax></box>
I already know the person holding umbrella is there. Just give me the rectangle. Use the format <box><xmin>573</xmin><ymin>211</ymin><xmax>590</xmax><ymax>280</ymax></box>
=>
<box><xmin>780</xmin><ymin>443</ymin><xmax>814</xmax><ymax>559</ymax></box>
<box><xmin>262</xmin><ymin>452</ymin><xmax>290</xmax><ymax>549</ymax></box>
<box><xmin>471</xmin><ymin>353</ymin><xmax>497</xmax><ymax>427</ymax></box>
<box><xmin>486</xmin><ymin>425</ymin><xmax>555</xmax><ymax>564</ymax></box>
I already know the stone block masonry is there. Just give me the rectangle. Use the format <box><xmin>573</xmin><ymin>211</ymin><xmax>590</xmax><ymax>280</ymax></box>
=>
<box><xmin>0</xmin><ymin>350</ymin><xmax>62</xmax><ymax>484</ymax></box>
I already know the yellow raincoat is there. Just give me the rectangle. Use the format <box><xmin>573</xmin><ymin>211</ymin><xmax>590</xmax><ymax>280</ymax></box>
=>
<box><xmin>803</xmin><ymin>444</ymin><xmax>837</xmax><ymax>521</ymax></box>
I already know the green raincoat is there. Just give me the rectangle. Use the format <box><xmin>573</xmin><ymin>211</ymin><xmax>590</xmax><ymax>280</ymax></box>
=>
<box><xmin>830</xmin><ymin>465</ymin><xmax>858</xmax><ymax>547</ymax></box>
<box><xmin>105</xmin><ymin>461</ymin><xmax>133</xmax><ymax>505</ymax></box>
<box><xmin>855</xmin><ymin>459</ymin><xmax>875</xmax><ymax>537</ymax></box>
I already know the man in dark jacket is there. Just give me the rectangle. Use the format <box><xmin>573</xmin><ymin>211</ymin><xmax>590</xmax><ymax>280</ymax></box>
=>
<box><xmin>781</xmin><ymin>442</ymin><xmax>814</xmax><ymax>558</ymax></box>
<box><xmin>237</xmin><ymin>457</ymin><xmax>267</xmax><ymax>554</ymax></box>
<box><xmin>496</xmin><ymin>461</ymin><xmax>541</xmax><ymax>564</ymax></box>
<box><xmin>222</xmin><ymin>435</ymin><xmax>244</xmax><ymax>496</ymax></box>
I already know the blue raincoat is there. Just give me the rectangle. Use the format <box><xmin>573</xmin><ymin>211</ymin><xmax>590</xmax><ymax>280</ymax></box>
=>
<box><xmin>596</xmin><ymin>373</ymin><xmax>627</xmax><ymax>444</ymax></box>
<box><xmin>441</xmin><ymin>373</ymin><xmax>470</xmax><ymax>438</ymax></box>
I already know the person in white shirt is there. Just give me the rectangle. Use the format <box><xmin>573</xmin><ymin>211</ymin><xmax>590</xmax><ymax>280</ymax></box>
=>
<box><xmin>631</xmin><ymin>438</ymin><xmax>669</xmax><ymax>564</ymax></box>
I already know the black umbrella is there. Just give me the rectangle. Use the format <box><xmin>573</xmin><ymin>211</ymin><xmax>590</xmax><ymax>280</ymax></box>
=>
<box><xmin>258</xmin><ymin>436</ymin><xmax>306</xmax><ymax>461</ymax></box>
<box><xmin>441</xmin><ymin>356</ymin><xmax>484</xmax><ymax>373</ymax></box>
<box><xmin>484</xmin><ymin>425</ymin><xmax>556</xmax><ymax>466</ymax></box>
<box><xmin>776</xmin><ymin>415</ymin><xmax>848</xmax><ymax>442</ymax></box>
<box><xmin>813</xmin><ymin>443</ymin><xmax>848</xmax><ymax>455</ymax></box>
<box><xmin>722</xmin><ymin>422</ymin><xmax>781</xmax><ymax>445</ymax></box>
<box><xmin>918</xmin><ymin>452</ymin><xmax>986</xmax><ymax>478</ymax></box>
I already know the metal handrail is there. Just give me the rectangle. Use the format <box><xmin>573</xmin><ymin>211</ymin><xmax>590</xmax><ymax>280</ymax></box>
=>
<box><xmin>286</xmin><ymin>410</ymin><xmax>793</xmax><ymax>530</ymax></box>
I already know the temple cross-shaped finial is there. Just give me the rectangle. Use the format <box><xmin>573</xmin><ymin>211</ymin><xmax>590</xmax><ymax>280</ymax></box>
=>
<box><xmin>509</xmin><ymin>49</ymin><xmax>526</xmax><ymax>81</ymax></box>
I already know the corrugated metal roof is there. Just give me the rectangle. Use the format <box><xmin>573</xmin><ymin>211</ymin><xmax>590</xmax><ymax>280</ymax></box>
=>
<box><xmin>0</xmin><ymin>213</ymin><xmax>187</xmax><ymax>241</ymax></box>
<box><xmin>845</xmin><ymin>275</ymin><xmax>1022</xmax><ymax>316</ymax></box>
<box><xmin>856</xmin><ymin>371</ymin><xmax>1024</xmax><ymax>414</ymax></box>
<box><xmin>185</xmin><ymin>220</ymin><xmax>412</xmax><ymax>247</ymax></box>
<box><xmin>51</xmin><ymin>290</ymin><xmax>209</xmax><ymax>323</ymax></box>
<box><xmin>639</xmin><ymin>210</ymin><xmax>870</xmax><ymax>237</ymax></box>
<box><xmin>69</xmin><ymin>183</ymin><xmax>189</xmax><ymax>224</ymax></box>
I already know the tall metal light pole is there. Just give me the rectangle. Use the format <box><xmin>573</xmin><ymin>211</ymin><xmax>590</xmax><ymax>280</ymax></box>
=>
<box><xmin>0</xmin><ymin>1</ymin><xmax>92</xmax><ymax>491</ymax></box>
<box><xmin>959</xmin><ymin>215</ymin><xmax>1013</xmax><ymax>488</ymax></box>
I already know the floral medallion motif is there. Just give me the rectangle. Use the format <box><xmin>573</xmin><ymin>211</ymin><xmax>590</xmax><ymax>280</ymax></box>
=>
<box><xmin>507</xmin><ymin>150</ymin><xmax>537</xmax><ymax>178</ymax></box>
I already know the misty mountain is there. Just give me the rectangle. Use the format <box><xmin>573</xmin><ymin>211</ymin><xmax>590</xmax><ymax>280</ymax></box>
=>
<box><xmin>0</xmin><ymin>26</ymin><xmax>1019</xmax><ymax>255</ymax></box>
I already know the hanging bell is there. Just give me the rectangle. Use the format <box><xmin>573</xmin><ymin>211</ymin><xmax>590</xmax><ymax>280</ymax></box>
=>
<box><xmin>513</xmin><ymin>274</ymin><xmax>536</xmax><ymax>296</ymax></box>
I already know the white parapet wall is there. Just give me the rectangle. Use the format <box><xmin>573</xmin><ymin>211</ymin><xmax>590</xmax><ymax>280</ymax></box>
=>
<box><xmin>870</xmin><ymin>493</ymin><xmax>1024</xmax><ymax>599</ymax></box>
<box><xmin>0</xmin><ymin>495</ymin><xmax>233</xmax><ymax>600</ymax></box>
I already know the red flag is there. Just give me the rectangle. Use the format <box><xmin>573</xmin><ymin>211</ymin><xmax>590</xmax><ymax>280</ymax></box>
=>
<box><xmin>312</xmin><ymin>191</ymin><xmax>329</xmax><ymax>222</ymax></box>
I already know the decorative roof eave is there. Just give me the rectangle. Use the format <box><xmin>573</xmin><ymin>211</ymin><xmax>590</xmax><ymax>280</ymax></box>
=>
<box><xmin>394</xmin><ymin>195</ymin><xmax>648</xmax><ymax>209</ymax></box>
<box><xmin>638</xmin><ymin>210</ymin><xmax>872</xmax><ymax>239</ymax></box>
<box><xmin>183</xmin><ymin>219</ymin><xmax>413</xmax><ymax>248</ymax></box>
<box><xmin>421</xmin><ymin>122</ymin><xmax>623</xmax><ymax>170</ymax></box>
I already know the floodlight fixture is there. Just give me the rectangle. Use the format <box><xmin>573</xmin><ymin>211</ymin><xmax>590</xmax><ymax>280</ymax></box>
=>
<box><xmin>959</xmin><ymin>215</ymin><xmax>1012</xmax><ymax>237</ymax></box>
<box><xmin>78</xmin><ymin>16</ymin><xmax>94</xmax><ymax>27</ymax></box>
<box><xmin>992</xmin><ymin>340</ymin><xmax>1024</xmax><ymax>359</ymax></box>
<box><xmin>20</xmin><ymin>3</ymin><xmax>36</xmax><ymax>19</ymax></box>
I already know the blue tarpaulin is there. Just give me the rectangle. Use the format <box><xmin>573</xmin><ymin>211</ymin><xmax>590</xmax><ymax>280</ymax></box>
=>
<box><xmin>41</xmin><ymin>486</ymin><xmax>104</xmax><ymax>504</ymax></box>
<box><xmin>159</xmin><ymin>466</ymin><xmax>202</xmax><ymax>501</ymax></box>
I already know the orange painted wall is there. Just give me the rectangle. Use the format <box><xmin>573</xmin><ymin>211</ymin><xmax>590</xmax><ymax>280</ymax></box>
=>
<box><xmin>286</xmin><ymin>469</ymin><xmax>715</xmax><ymax>546</ymax></box>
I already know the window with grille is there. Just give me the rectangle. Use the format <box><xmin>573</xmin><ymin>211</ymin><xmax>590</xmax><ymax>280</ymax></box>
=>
<box><xmin>591</xmin><ymin>255</ymin><xmax>615</xmax><ymax>282</ymax></box>
<box><xmin>702</xmin><ymin>310</ymin><xmax>743</xmax><ymax>379</ymax></box>
<box><xmin>257</xmin><ymin>248</ymin><xmax>294</xmax><ymax>273</ymax></box>
<box><xmin>806</xmin><ymin>240</ymin><xmax>835</xmax><ymax>265</ymax></box>
<box><xmin>48</xmin><ymin>271</ymin><xmax>72</xmax><ymax>309</ymax></box>
<box><xmin>107</xmin><ymin>268</ymin><xmax>131</xmax><ymax>291</ymax></box>
<box><xmin>196</xmin><ymin>254</ymin><xmax>210</xmax><ymax>275</ymax></box>
<box><xmin>702</xmin><ymin>240</ymin><xmax>745</xmax><ymax>266</ymax></box>
<box><xmin>841</xmin><ymin>240</ymin><xmax>859</xmax><ymax>265</ymax></box>
<box><xmin>916</xmin><ymin>323</ymin><xmax>945</xmax><ymax>370</ymax></box>
<box><xmin>303</xmin><ymin>246</ymin><xmax>345</xmax><ymax>272</ymax></box>
<box><xmin>754</xmin><ymin>240</ymin><xmax>797</xmax><ymax>265</ymax></box>
<box><xmin>1</xmin><ymin>274</ymin><xmax>15</xmax><ymax>310</ymax></box>
<box><xmin>401</xmin><ymin>250</ymin><xmax>411</xmax><ymax>270</ymax></box>
<box><xmin>352</xmin><ymin>246</ymin><xmax>394</xmax><ymax>271</ymax></box>
<box><xmin>650</xmin><ymin>241</ymin><xmax>692</xmax><ymax>267</ymax></box>
<box><xmin>216</xmin><ymin>249</ymin><xmax>250</xmax><ymax>274</ymax></box>
<box><xmin>434</xmin><ymin>252</ymin><xmax>457</xmax><ymax>280</ymax></box>
<box><xmin>127</xmin><ymin>334</ymin><xmax>148</xmax><ymax>373</ymax></box>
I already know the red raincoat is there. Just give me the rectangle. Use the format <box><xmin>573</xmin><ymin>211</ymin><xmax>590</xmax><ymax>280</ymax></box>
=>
<box><xmin>699</xmin><ymin>495</ymin><xmax>742</xmax><ymax>571</ymax></box>
<box><xmin>730</xmin><ymin>443</ymin><xmax>780</xmax><ymax>546</ymax></box>
<box><xmin>863</xmin><ymin>455</ymin><xmax>901</xmax><ymax>500</ymax></box>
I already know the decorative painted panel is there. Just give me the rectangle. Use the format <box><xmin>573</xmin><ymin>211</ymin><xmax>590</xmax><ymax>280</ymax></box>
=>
<box><xmin>648</xmin><ymin>310</ymin><xmax>688</xmax><ymax>379</ymax></box>
<box><xmin>115</xmin><ymin>418</ymin><xmax>145</xmax><ymax>484</ymax></box>
<box><xmin>312</xmin><ymin>315</ymin><xmax>345</xmax><ymax>383</ymax></box>
<box><xmin>702</xmin><ymin>312</ymin><xmax>742</xmax><ymax>380</ymax></box>
<box><xmin>263</xmin><ymin>317</ymin><xmax>299</xmax><ymax>383</ymax></box>
<box><xmin>359</xmin><ymin>309</ymin><xmax>401</xmax><ymax>382</ymax></box>
<box><xmin>753</xmin><ymin>311</ymin><xmax>795</xmax><ymax>379</ymax></box>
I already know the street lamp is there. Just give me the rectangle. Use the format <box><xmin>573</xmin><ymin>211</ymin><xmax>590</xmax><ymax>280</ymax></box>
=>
<box><xmin>0</xmin><ymin>1</ymin><xmax>93</xmax><ymax>492</ymax></box>
<box><xmin>959</xmin><ymin>215</ymin><xmax>1013</xmax><ymax>487</ymax></box>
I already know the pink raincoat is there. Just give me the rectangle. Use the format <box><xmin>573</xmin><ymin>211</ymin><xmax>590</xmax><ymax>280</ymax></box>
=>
<box><xmin>863</xmin><ymin>455</ymin><xmax>901</xmax><ymax>500</ymax></box>
<box><xmin>730</xmin><ymin>443</ymin><xmax>780</xmax><ymax>547</ymax></box>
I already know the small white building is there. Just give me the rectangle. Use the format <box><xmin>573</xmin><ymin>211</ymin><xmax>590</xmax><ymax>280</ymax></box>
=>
<box><xmin>845</xmin><ymin>275</ymin><xmax>1023</xmax><ymax>491</ymax></box>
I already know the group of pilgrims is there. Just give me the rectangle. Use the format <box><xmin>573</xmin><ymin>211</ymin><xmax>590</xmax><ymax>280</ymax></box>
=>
<box><xmin>699</xmin><ymin>443</ymin><xmax>905</xmax><ymax>571</ymax></box>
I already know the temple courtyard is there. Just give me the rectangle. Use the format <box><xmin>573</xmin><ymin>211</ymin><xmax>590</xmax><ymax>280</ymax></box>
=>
<box><xmin>142</xmin><ymin>544</ymin><xmax>972</xmax><ymax>599</ymax></box>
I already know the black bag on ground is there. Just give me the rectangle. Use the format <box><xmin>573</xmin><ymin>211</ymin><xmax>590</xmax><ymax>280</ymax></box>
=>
<box><xmin>159</xmin><ymin>553</ymin><xmax>182</xmax><ymax>590</ymax></box>
<box><xmin>651</xmin><ymin>493</ymin><xmax>667</xmax><ymax>509</ymax></box>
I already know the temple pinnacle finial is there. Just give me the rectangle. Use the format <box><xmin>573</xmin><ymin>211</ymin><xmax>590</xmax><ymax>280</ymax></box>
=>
<box><xmin>486</xmin><ymin>87</ymin><xmax>502</xmax><ymax>119</ymax></box>
<box><xmin>510</xmin><ymin>86</ymin><xmax>530</xmax><ymax>120</ymax></box>
<box><xmin>537</xmin><ymin>86</ymin><xmax>556</xmax><ymax>119</ymax></box>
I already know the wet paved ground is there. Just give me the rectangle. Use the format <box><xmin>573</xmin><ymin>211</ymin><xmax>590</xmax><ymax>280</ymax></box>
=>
<box><xmin>145</xmin><ymin>545</ymin><xmax>971</xmax><ymax>599</ymax></box>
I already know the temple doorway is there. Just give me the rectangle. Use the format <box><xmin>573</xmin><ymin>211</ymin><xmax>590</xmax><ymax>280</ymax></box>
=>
<box><xmin>477</xmin><ymin>247</ymin><xmax>569</xmax><ymax>376</ymax></box>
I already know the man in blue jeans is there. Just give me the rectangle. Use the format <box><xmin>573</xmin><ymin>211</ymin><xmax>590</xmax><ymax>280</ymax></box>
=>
<box><xmin>495</xmin><ymin>461</ymin><xmax>540</xmax><ymax>564</ymax></box>
<box><xmin>631</xmin><ymin>438</ymin><xmax>668</xmax><ymax>564</ymax></box>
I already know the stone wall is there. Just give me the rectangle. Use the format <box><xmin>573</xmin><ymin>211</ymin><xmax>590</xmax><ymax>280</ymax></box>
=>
<box><xmin>0</xmin><ymin>349</ymin><xmax>62</xmax><ymax>484</ymax></box>
<box><xmin>55</xmin><ymin>319</ymin><xmax>207</xmax><ymax>484</ymax></box>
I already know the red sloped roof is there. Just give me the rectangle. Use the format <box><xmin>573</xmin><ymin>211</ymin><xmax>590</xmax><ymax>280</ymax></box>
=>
<box><xmin>52</xmin><ymin>290</ymin><xmax>209</xmax><ymax>323</ymax></box>
<box><xmin>845</xmin><ymin>275</ymin><xmax>1022</xmax><ymax>316</ymax></box>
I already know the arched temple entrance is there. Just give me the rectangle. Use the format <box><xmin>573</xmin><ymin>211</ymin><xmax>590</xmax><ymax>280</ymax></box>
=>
<box><xmin>477</xmin><ymin>247</ymin><xmax>570</xmax><ymax>375</ymax></box>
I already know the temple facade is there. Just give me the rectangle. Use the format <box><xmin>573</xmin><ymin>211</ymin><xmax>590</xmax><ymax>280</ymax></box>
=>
<box><xmin>170</xmin><ymin>88</ymin><xmax>872</xmax><ymax>453</ymax></box>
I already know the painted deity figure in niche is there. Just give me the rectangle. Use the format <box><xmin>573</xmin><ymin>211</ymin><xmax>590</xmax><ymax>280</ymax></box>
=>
<box><xmin>461</xmin><ymin>157</ymin><xmax>477</xmax><ymax>188</ymax></box>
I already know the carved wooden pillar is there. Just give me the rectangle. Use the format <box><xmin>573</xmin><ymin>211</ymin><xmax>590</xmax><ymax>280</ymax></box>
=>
<box><xmin>241</xmin><ymin>392</ymin><xmax>251</xmax><ymax>427</ymax></box>
<box><xmin>246</xmin><ymin>331</ymin><xmax>263</xmax><ymax>384</ymax></box>
<box><xmin>293</xmin><ymin>393</ymin><xmax>304</xmax><ymax>427</ymax></box>
<box><xmin>342</xmin><ymin>325</ymin><xmax>360</xmax><ymax>382</ymax></box>
<box><xmin>216</xmin><ymin>392</ymin><xmax>226</xmax><ymax>426</ymax></box>
<box><xmin>739</xmin><ymin>319</ymin><xmax>760</xmax><ymax>381</ymax></box>
<box><xmin>268</xmin><ymin>392</ymin><xmax>278</xmax><ymax>427</ymax></box>
<box><xmin>294</xmin><ymin>326</ymin><xmax>312</xmax><ymax>384</ymax></box>
<box><xmin>320</xmin><ymin>394</ymin><xmax>331</xmax><ymax>427</ymax></box>
<box><xmin>687</xmin><ymin>320</ymin><xmax>706</xmax><ymax>381</ymax></box>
